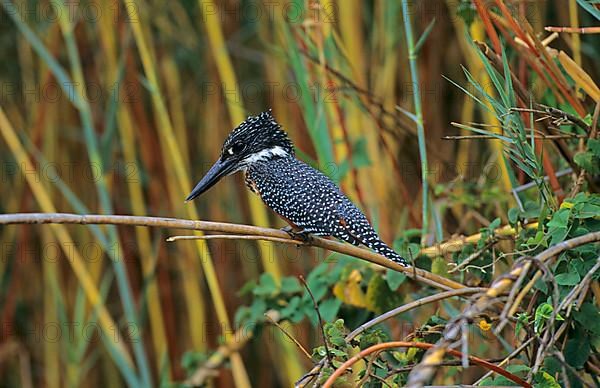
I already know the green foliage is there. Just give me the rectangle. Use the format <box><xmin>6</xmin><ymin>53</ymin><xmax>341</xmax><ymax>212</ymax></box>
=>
<box><xmin>534</xmin><ymin>303</ymin><xmax>564</xmax><ymax>334</ymax></box>
<box><xmin>180</xmin><ymin>351</ymin><xmax>210</xmax><ymax>377</ymax></box>
<box><xmin>385</xmin><ymin>269</ymin><xmax>407</xmax><ymax>291</ymax></box>
<box><xmin>480</xmin><ymin>364</ymin><xmax>530</xmax><ymax>386</ymax></box>
<box><xmin>233</xmin><ymin>191</ymin><xmax>599</xmax><ymax>387</ymax></box>
<box><xmin>456</xmin><ymin>0</ymin><xmax>476</xmax><ymax>26</ymax></box>
<box><xmin>574</xmin><ymin>138</ymin><xmax>600</xmax><ymax>174</ymax></box>
<box><xmin>533</xmin><ymin>371</ymin><xmax>561</xmax><ymax>388</ymax></box>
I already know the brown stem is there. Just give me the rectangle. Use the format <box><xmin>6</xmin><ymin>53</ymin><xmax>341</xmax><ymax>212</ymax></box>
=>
<box><xmin>322</xmin><ymin>341</ymin><xmax>531</xmax><ymax>388</ymax></box>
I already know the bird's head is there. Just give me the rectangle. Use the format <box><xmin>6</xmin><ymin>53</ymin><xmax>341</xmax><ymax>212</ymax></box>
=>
<box><xmin>185</xmin><ymin>110</ymin><xmax>294</xmax><ymax>201</ymax></box>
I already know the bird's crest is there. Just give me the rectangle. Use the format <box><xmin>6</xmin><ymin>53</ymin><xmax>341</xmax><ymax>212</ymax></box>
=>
<box><xmin>220</xmin><ymin>110</ymin><xmax>295</xmax><ymax>161</ymax></box>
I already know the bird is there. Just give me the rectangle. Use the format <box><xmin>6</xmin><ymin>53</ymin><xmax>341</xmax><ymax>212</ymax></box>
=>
<box><xmin>185</xmin><ymin>110</ymin><xmax>407</xmax><ymax>266</ymax></box>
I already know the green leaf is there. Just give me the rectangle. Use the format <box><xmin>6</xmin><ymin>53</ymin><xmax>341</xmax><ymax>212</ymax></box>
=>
<box><xmin>238</xmin><ymin>280</ymin><xmax>257</xmax><ymax>296</ymax></box>
<box><xmin>489</xmin><ymin>217</ymin><xmax>501</xmax><ymax>231</ymax></box>
<box><xmin>280</xmin><ymin>277</ymin><xmax>302</xmax><ymax>294</ymax></box>
<box><xmin>515</xmin><ymin>313</ymin><xmax>529</xmax><ymax>337</ymax></box>
<box><xmin>555</xmin><ymin>270</ymin><xmax>580</xmax><ymax>286</ymax></box>
<box><xmin>506</xmin><ymin>364</ymin><xmax>530</xmax><ymax>374</ymax></box>
<box><xmin>457</xmin><ymin>0</ymin><xmax>476</xmax><ymax>26</ymax></box>
<box><xmin>249</xmin><ymin>298</ymin><xmax>267</xmax><ymax>322</ymax></box>
<box><xmin>543</xmin><ymin>356</ymin><xmax>562</xmax><ymax>375</ymax></box>
<box><xmin>385</xmin><ymin>269</ymin><xmax>407</xmax><ymax>291</ymax></box>
<box><xmin>574</xmin><ymin>150</ymin><xmax>600</xmax><ymax>174</ymax></box>
<box><xmin>351</xmin><ymin>137</ymin><xmax>371</xmax><ymax>168</ymax></box>
<box><xmin>547</xmin><ymin>208</ymin><xmax>571</xmax><ymax>245</ymax></box>
<box><xmin>253</xmin><ymin>273</ymin><xmax>277</xmax><ymax>296</ymax></box>
<box><xmin>325</xmin><ymin>319</ymin><xmax>347</xmax><ymax>347</ymax></box>
<box><xmin>365</xmin><ymin>275</ymin><xmax>403</xmax><ymax>314</ymax></box>
<box><xmin>234</xmin><ymin>306</ymin><xmax>250</xmax><ymax>327</ymax></box>
<box><xmin>358</xmin><ymin>329</ymin><xmax>389</xmax><ymax>350</ymax></box>
<box><xmin>181</xmin><ymin>350</ymin><xmax>209</xmax><ymax>374</ymax></box>
<box><xmin>319</xmin><ymin>298</ymin><xmax>342</xmax><ymax>322</ymax></box>
<box><xmin>534</xmin><ymin>303</ymin><xmax>563</xmax><ymax>334</ymax></box>
<box><xmin>280</xmin><ymin>296</ymin><xmax>302</xmax><ymax>320</ymax></box>
<box><xmin>508</xmin><ymin>207</ymin><xmax>520</xmax><ymax>225</ymax></box>
<box><xmin>414</xmin><ymin>17</ymin><xmax>436</xmax><ymax>55</ymax></box>
<box><xmin>574</xmin><ymin>303</ymin><xmax>600</xmax><ymax>335</ymax></box>
<box><xmin>431</xmin><ymin>257</ymin><xmax>448</xmax><ymax>277</ymax></box>
<box><xmin>564</xmin><ymin>337</ymin><xmax>590</xmax><ymax>368</ymax></box>
<box><xmin>577</xmin><ymin>0</ymin><xmax>600</xmax><ymax>21</ymax></box>
<box><xmin>548</xmin><ymin>208</ymin><xmax>571</xmax><ymax>228</ymax></box>
<box><xmin>589</xmin><ymin>138</ymin><xmax>600</xmax><ymax>154</ymax></box>
<box><xmin>526</xmin><ymin>230</ymin><xmax>546</xmax><ymax>247</ymax></box>
<box><xmin>577</xmin><ymin>199</ymin><xmax>600</xmax><ymax>218</ymax></box>
<box><xmin>534</xmin><ymin>371</ymin><xmax>561</xmax><ymax>388</ymax></box>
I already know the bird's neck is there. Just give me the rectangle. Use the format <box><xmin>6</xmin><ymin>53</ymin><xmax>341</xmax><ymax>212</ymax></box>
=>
<box><xmin>243</xmin><ymin>145</ymin><xmax>292</xmax><ymax>165</ymax></box>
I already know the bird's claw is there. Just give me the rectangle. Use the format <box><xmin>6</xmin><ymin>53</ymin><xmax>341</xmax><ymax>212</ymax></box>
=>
<box><xmin>280</xmin><ymin>226</ymin><xmax>312</xmax><ymax>244</ymax></box>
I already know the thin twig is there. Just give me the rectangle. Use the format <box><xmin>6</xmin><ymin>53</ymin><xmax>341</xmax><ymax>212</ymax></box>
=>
<box><xmin>166</xmin><ymin>234</ymin><xmax>298</xmax><ymax>244</ymax></box>
<box><xmin>265</xmin><ymin>311</ymin><xmax>312</xmax><ymax>361</ymax></box>
<box><xmin>345</xmin><ymin>288</ymin><xmax>486</xmax><ymax>342</ymax></box>
<box><xmin>299</xmin><ymin>276</ymin><xmax>333</xmax><ymax>367</ymax></box>
<box><xmin>443</xmin><ymin>134</ymin><xmax>584</xmax><ymax>140</ymax></box>
<box><xmin>448</xmin><ymin>240</ymin><xmax>498</xmax><ymax>273</ymax></box>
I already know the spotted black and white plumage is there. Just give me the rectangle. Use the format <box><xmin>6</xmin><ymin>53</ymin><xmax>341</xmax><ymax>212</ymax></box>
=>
<box><xmin>186</xmin><ymin>110</ymin><xmax>407</xmax><ymax>266</ymax></box>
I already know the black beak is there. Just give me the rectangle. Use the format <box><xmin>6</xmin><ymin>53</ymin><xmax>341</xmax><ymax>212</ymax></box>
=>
<box><xmin>185</xmin><ymin>158</ymin><xmax>236</xmax><ymax>202</ymax></box>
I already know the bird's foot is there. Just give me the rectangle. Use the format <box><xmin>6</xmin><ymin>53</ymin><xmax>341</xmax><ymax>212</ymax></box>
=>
<box><xmin>281</xmin><ymin>226</ymin><xmax>313</xmax><ymax>244</ymax></box>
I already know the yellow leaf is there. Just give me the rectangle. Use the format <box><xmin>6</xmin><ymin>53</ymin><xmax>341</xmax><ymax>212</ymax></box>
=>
<box><xmin>406</xmin><ymin>346</ymin><xmax>420</xmax><ymax>361</ymax></box>
<box><xmin>348</xmin><ymin>269</ymin><xmax>362</xmax><ymax>283</ymax></box>
<box><xmin>560</xmin><ymin>201</ymin><xmax>574</xmax><ymax>209</ymax></box>
<box><xmin>333</xmin><ymin>270</ymin><xmax>367</xmax><ymax>308</ymax></box>
<box><xmin>431</xmin><ymin>257</ymin><xmax>449</xmax><ymax>277</ymax></box>
<box><xmin>558</xmin><ymin>51</ymin><xmax>600</xmax><ymax>102</ymax></box>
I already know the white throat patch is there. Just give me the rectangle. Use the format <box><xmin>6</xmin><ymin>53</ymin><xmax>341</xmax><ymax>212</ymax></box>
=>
<box><xmin>242</xmin><ymin>146</ymin><xmax>290</xmax><ymax>164</ymax></box>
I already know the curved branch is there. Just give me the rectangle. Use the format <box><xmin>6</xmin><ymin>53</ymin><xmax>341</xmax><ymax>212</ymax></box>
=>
<box><xmin>0</xmin><ymin>213</ymin><xmax>465</xmax><ymax>291</ymax></box>
<box><xmin>406</xmin><ymin>231</ymin><xmax>600</xmax><ymax>387</ymax></box>
<box><xmin>295</xmin><ymin>287</ymin><xmax>486</xmax><ymax>387</ymax></box>
<box><xmin>322</xmin><ymin>341</ymin><xmax>531</xmax><ymax>388</ymax></box>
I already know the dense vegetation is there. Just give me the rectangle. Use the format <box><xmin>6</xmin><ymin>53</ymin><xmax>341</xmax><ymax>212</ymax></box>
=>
<box><xmin>0</xmin><ymin>0</ymin><xmax>599</xmax><ymax>387</ymax></box>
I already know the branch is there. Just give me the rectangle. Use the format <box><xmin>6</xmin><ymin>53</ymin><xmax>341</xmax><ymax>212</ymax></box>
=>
<box><xmin>0</xmin><ymin>213</ymin><xmax>465</xmax><ymax>291</ymax></box>
<box><xmin>545</xmin><ymin>26</ymin><xmax>600</xmax><ymax>34</ymax></box>
<box><xmin>418</xmin><ymin>222</ymin><xmax>538</xmax><ymax>257</ymax></box>
<box><xmin>296</xmin><ymin>287</ymin><xmax>486</xmax><ymax>387</ymax></box>
<box><xmin>405</xmin><ymin>232</ymin><xmax>600</xmax><ymax>387</ymax></box>
<box><xmin>345</xmin><ymin>288</ymin><xmax>486</xmax><ymax>342</ymax></box>
<box><xmin>443</xmin><ymin>134</ymin><xmax>584</xmax><ymax>140</ymax></box>
<box><xmin>322</xmin><ymin>341</ymin><xmax>531</xmax><ymax>388</ymax></box>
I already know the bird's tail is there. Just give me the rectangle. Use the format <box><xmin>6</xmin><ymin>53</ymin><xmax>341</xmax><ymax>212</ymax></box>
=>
<box><xmin>367</xmin><ymin>239</ymin><xmax>408</xmax><ymax>267</ymax></box>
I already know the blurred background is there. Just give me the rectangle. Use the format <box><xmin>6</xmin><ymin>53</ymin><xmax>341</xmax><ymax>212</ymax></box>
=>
<box><xmin>0</xmin><ymin>0</ymin><xmax>598</xmax><ymax>387</ymax></box>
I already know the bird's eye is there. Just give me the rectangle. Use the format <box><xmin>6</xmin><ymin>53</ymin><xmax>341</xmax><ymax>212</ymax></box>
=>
<box><xmin>228</xmin><ymin>142</ymin><xmax>246</xmax><ymax>156</ymax></box>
